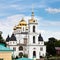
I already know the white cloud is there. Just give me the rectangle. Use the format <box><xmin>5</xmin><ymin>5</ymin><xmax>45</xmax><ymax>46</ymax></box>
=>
<box><xmin>45</xmin><ymin>8</ymin><xmax>60</xmax><ymax>14</ymax></box>
<box><xmin>40</xmin><ymin>20</ymin><xmax>60</xmax><ymax>26</ymax></box>
<box><xmin>38</xmin><ymin>17</ymin><xmax>60</xmax><ymax>27</ymax></box>
<box><xmin>38</xmin><ymin>30</ymin><xmax>60</xmax><ymax>41</ymax></box>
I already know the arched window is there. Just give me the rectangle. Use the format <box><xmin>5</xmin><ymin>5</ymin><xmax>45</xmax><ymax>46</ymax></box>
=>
<box><xmin>23</xmin><ymin>27</ymin><xmax>24</xmax><ymax>31</ymax></box>
<box><xmin>33</xmin><ymin>51</ymin><xmax>36</xmax><ymax>58</ymax></box>
<box><xmin>19</xmin><ymin>52</ymin><xmax>23</xmax><ymax>58</ymax></box>
<box><xmin>19</xmin><ymin>46</ymin><xmax>23</xmax><ymax>51</ymax></box>
<box><xmin>33</xmin><ymin>26</ymin><xmax>35</xmax><ymax>32</ymax></box>
<box><xmin>33</xmin><ymin>36</ymin><xmax>35</xmax><ymax>43</ymax></box>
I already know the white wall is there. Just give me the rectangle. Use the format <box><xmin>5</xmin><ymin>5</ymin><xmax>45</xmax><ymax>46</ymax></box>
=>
<box><xmin>28</xmin><ymin>46</ymin><xmax>40</xmax><ymax>59</ymax></box>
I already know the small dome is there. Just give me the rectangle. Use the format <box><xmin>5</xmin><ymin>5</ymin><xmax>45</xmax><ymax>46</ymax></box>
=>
<box><xmin>10</xmin><ymin>34</ymin><xmax>16</xmax><ymax>41</ymax></box>
<box><xmin>38</xmin><ymin>34</ymin><xmax>43</xmax><ymax>41</ymax></box>
<box><xmin>6</xmin><ymin>35</ymin><xmax>10</xmax><ymax>42</ymax></box>
<box><xmin>13</xmin><ymin>26</ymin><xmax>16</xmax><ymax>30</ymax></box>
<box><xmin>29</xmin><ymin>12</ymin><xmax>37</xmax><ymax>23</ymax></box>
<box><xmin>16</xmin><ymin>25</ymin><xmax>21</xmax><ymax>29</ymax></box>
<box><xmin>29</xmin><ymin>18</ymin><xmax>36</xmax><ymax>23</ymax></box>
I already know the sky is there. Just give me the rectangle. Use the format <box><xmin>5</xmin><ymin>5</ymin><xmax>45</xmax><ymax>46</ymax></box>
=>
<box><xmin>0</xmin><ymin>0</ymin><xmax>60</xmax><ymax>41</ymax></box>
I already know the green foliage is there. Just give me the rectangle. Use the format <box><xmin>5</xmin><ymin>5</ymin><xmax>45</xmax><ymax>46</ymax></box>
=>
<box><xmin>0</xmin><ymin>34</ymin><xmax>3</xmax><ymax>40</ymax></box>
<box><xmin>0</xmin><ymin>33</ymin><xmax>7</xmax><ymax>47</ymax></box>
<box><xmin>23</xmin><ymin>54</ymin><xmax>28</xmax><ymax>58</ymax></box>
<box><xmin>55</xmin><ymin>40</ymin><xmax>60</xmax><ymax>47</ymax></box>
<box><xmin>46</xmin><ymin>37</ymin><xmax>60</xmax><ymax>56</ymax></box>
<box><xmin>46</xmin><ymin>37</ymin><xmax>57</xmax><ymax>56</ymax></box>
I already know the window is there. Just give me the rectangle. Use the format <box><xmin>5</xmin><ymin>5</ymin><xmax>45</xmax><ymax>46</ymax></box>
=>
<box><xmin>19</xmin><ymin>46</ymin><xmax>23</xmax><ymax>51</ymax></box>
<box><xmin>33</xmin><ymin>36</ymin><xmax>35</xmax><ymax>43</ymax></box>
<box><xmin>40</xmin><ymin>47</ymin><xmax>43</xmax><ymax>51</ymax></box>
<box><xmin>33</xmin><ymin>51</ymin><xmax>36</xmax><ymax>58</ymax></box>
<box><xmin>23</xmin><ymin>27</ymin><xmax>24</xmax><ymax>31</ymax></box>
<box><xmin>13</xmin><ymin>47</ymin><xmax>16</xmax><ymax>51</ymax></box>
<box><xmin>33</xmin><ymin>26</ymin><xmax>35</xmax><ymax>32</ymax></box>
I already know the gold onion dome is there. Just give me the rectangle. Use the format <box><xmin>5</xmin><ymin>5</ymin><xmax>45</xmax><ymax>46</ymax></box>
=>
<box><xmin>29</xmin><ymin>12</ymin><xmax>36</xmax><ymax>23</ymax></box>
<box><xmin>13</xmin><ymin>25</ymin><xmax>21</xmax><ymax>30</ymax></box>
<box><xmin>13</xmin><ymin>17</ymin><xmax>27</xmax><ymax>30</ymax></box>
<box><xmin>13</xmin><ymin>26</ymin><xmax>17</xmax><ymax>30</ymax></box>
<box><xmin>16</xmin><ymin>25</ymin><xmax>21</xmax><ymax>29</ymax></box>
<box><xmin>19</xmin><ymin>17</ymin><xmax>27</xmax><ymax>26</ymax></box>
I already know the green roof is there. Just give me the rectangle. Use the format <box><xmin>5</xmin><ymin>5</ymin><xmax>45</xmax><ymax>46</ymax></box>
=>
<box><xmin>0</xmin><ymin>44</ymin><xmax>13</xmax><ymax>51</ymax></box>
<box><xmin>16</xmin><ymin>58</ymin><xmax>32</xmax><ymax>60</ymax></box>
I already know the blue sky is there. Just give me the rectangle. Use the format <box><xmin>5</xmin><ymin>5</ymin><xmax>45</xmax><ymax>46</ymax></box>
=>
<box><xmin>0</xmin><ymin>0</ymin><xmax>60</xmax><ymax>41</ymax></box>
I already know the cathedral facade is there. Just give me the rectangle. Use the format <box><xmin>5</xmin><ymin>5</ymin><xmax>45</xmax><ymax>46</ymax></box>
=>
<box><xmin>6</xmin><ymin>11</ymin><xmax>46</xmax><ymax>59</ymax></box>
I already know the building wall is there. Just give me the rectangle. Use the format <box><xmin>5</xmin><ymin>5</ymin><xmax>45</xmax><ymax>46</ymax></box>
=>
<box><xmin>29</xmin><ymin>24</ymin><xmax>38</xmax><ymax>33</ymax></box>
<box><xmin>8</xmin><ymin>45</ymin><xmax>27</xmax><ymax>57</ymax></box>
<box><xmin>0</xmin><ymin>52</ymin><xmax>12</xmax><ymax>60</ymax></box>
<box><xmin>28</xmin><ymin>34</ymin><xmax>39</xmax><ymax>44</ymax></box>
<box><xmin>28</xmin><ymin>45</ymin><xmax>46</xmax><ymax>59</ymax></box>
<box><xmin>40</xmin><ymin>46</ymin><xmax>46</xmax><ymax>57</ymax></box>
<box><xmin>15</xmin><ymin>34</ymin><xmax>27</xmax><ymax>44</ymax></box>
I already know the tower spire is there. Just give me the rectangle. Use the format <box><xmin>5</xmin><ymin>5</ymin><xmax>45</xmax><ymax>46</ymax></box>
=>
<box><xmin>31</xmin><ymin>4</ymin><xmax>34</xmax><ymax>19</ymax></box>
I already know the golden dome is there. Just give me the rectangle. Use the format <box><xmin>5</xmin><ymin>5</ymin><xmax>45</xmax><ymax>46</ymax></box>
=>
<box><xmin>19</xmin><ymin>17</ymin><xmax>27</xmax><ymax>26</ymax></box>
<box><xmin>16</xmin><ymin>25</ymin><xmax>21</xmax><ymax>29</ymax></box>
<box><xmin>29</xmin><ymin>11</ymin><xmax>36</xmax><ymax>23</ymax></box>
<box><xmin>13</xmin><ymin>26</ymin><xmax>16</xmax><ymax>30</ymax></box>
<box><xmin>13</xmin><ymin>25</ymin><xmax>21</xmax><ymax>30</ymax></box>
<box><xmin>13</xmin><ymin>18</ymin><xmax>27</xmax><ymax>30</ymax></box>
<box><xmin>29</xmin><ymin>18</ymin><xmax>36</xmax><ymax>23</ymax></box>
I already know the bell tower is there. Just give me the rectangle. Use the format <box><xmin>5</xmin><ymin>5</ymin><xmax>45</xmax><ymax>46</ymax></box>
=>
<box><xmin>28</xmin><ymin>9</ymin><xmax>38</xmax><ymax>33</ymax></box>
<box><xmin>28</xmin><ymin>8</ymin><xmax>39</xmax><ymax>59</ymax></box>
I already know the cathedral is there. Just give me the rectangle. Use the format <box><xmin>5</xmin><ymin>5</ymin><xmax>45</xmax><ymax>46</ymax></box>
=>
<box><xmin>6</xmin><ymin>11</ymin><xmax>46</xmax><ymax>59</ymax></box>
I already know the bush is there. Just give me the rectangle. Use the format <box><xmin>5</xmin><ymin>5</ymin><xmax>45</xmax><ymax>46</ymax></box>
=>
<box><xmin>23</xmin><ymin>54</ymin><xmax>28</xmax><ymax>58</ymax></box>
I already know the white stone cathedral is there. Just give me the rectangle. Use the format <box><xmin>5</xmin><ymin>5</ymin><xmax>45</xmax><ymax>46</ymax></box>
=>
<box><xmin>6</xmin><ymin>11</ymin><xmax>46</xmax><ymax>59</ymax></box>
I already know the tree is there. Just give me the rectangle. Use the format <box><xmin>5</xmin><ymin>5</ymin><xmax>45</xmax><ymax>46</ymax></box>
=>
<box><xmin>55</xmin><ymin>40</ymin><xmax>60</xmax><ymax>47</ymax></box>
<box><xmin>46</xmin><ymin>37</ymin><xmax>56</xmax><ymax>56</ymax></box>
<box><xmin>0</xmin><ymin>32</ymin><xmax>6</xmax><ymax>46</ymax></box>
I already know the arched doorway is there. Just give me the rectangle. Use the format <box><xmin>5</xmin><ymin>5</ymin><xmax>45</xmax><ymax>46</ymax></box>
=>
<box><xmin>33</xmin><ymin>51</ymin><xmax>36</xmax><ymax>58</ymax></box>
<box><xmin>19</xmin><ymin>52</ymin><xmax>23</xmax><ymax>58</ymax></box>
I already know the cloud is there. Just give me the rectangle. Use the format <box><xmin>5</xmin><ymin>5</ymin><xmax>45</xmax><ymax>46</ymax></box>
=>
<box><xmin>38</xmin><ymin>30</ymin><xmax>60</xmax><ymax>41</ymax></box>
<box><xmin>40</xmin><ymin>20</ymin><xmax>60</xmax><ymax>26</ymax></box>
<box><xmin>45</xmin><ymin>8</ymin><xmax>60</xmax><ymax>14</ymax></box>
<box><xmin>38</xmin><ymin>17</ymin><xmax>60</xmax><ymax>27</ymax></box>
